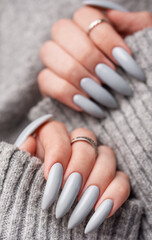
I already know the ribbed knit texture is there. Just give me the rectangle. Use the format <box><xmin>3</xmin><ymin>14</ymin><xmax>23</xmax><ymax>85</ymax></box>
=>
<box><xmin>0</xmin><ymin>0</ymin><xmax>152</xmax><ymax>239</ymax></box>
<box><xmin>0</xmin><ymin>142</ymin><xmax>143</xmax><ymax>240</ymax></box>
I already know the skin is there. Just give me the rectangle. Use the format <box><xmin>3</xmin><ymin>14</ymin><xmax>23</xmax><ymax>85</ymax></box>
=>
<box><xmin>38</xmin><ymin>8</ymin><xmax>152</xmax><ymax>111</ymax></box>
<box><xmin>20</xmin><ymin>121</ymin><xmax>130</xmax><ymax>219</ymax></box>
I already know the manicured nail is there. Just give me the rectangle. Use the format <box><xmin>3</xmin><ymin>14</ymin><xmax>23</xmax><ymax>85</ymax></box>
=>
<box><xmin>14</xmin><ymin>114</ymin><xmax>53</xmax><ymax>147</ymax></box>
<box><xmin>68</xmin><ymin>185</ymin><xmax>99</xmax><ymax>229</ymax></box>
<box><xmin>80</xmin><ymin>78</ymin><xmax>118</xmax><ymax>109</ymax></box>
<box><xmin>73</xmin><ymin>94</ymin><xmax>105</xmax><ymax>119</ymax></box>
<box><xmin>42</xmin><ymin>163</ymin><xmax>63</xmax><ymax>210</ymax></box>
<box><xmin>56</xmin><ymin>172</ymin><xmax>82</xmax><ymax>219</ymax></box>
<box><xmin>112</xmin><ymin>47</ymin><xmax>146</xmax><ymax>81</ymax></box>
<box><xmin>83</xmin><ymin>0</ymin><xmax>128</xmax><ymax>12</ymax></box>
<box><xmin>95</xmin><ymin>64</ymin><xmax>133</xmax><ymax>96</ymax></box>
<box><xmin>84</xmin><ymin>199</ymin><xmax>113</xmax><ymax>234</ymax></box>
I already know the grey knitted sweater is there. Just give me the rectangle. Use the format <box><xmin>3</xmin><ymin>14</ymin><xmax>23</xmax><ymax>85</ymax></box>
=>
<box><xmin>0</xmin><ymin>0</ymin><xmax>152</xmax><ymax>239</ymax></box>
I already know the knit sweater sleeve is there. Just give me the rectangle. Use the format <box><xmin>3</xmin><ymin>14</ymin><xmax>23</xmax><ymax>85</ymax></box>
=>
<box><xmin>0</xmin><ymin>142</ymin><xmax>142</xmax><ymax>240</ymax></box>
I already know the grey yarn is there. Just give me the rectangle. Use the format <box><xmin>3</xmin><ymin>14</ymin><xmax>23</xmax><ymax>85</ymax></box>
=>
<box><xmin>0</xmin><ymin>0</ymin><xmax>152</xmax><ymax>239</ymax></box>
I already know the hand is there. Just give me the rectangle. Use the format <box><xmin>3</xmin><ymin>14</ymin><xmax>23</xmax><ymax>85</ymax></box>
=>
<box><xmin>20</xmin><ymin>119</ymin><xmax>130</xmax><ymax>233</ymax></box>
<box><xmin>38</xmin><ymin>7</ymin><xmax>151</xmax><ymax>118</ymax></box>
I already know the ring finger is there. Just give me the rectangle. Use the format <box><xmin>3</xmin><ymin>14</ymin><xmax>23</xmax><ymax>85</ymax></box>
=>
<box><xmin>74</xmin><ymin>6</ymin><xmax>146</xmax><ymax>81</ymax></box>
<box><xmin>55</xmin><ymin>128</ymin><xmax>97</xmax><ymax>218</ymax></box>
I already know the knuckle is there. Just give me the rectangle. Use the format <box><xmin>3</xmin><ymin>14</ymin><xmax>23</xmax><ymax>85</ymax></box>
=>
<box><xmin>143</xmin><ymin>11</ymin><xmax>152</xmax><ymax>20</ymax></box>
<box><xmin>51</xmin><ymin>120</ymin><xmax>67</xmax><ymax>131</ymax></box>
<box><xmin>73</xmin><ymin>7</ymin><xmax>86</xmax><ymax>20</ymax></box>
<box><xmin>37</xmin><ymin>69</ymin><xmax>48</xmax><ymax>93</ymax></box>
<box><xmin>40</xmin><ymin>41</ymin><xmax>52</xmax><ymax>60</ymax></box>
<box><xmin>117</xmin><ymin>172</ymin><xmax>130</xmax><ymax>196</ymax></box>
<box><xmin>100</xmin><ymin>146</ymin><xmax>116</xmax><ymax>157</ymax></box>
<box><xmin>79</xmin><ymin>44</ymin><xmax>94</xmax><ymax>63</ymax></box>
<box><xmin>52</xmin><ymin>81</ymin><xmax>69</xmax><ymax>99</ymax></box>
<box><xmin>51</xmin><ymin>18</ymin><xmax>72</xmax><ymax>36</ymax></box>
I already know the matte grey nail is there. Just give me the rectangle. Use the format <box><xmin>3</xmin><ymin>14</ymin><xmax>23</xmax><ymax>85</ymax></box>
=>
<box><xmin>85</xmin><ymin>199</ymin><xmax>113</xmax><ymax>234</ymax></box>
<box><xmin>112</xmin><ymin>47</ymin><xmax>146</xmax><ymax>81</ymax></box>
<box><xmin>95</xmin><ymin>63</ymin><xmax>133</xmax><ymax>96</ymax></box>
<box><xmin>14</xmin><ymin>114</ymin><xmax>53</xmax><ymax>147</ymax></box>
<box><xmin>42</xmin><ymin>163</ymin><xmax>63</xmax><ymax>210</ymax></box>
<box><xmin>68</xmin><ymin>185</ymin><xmax>100</xmax><ymax>229</ymax></box>
<box><xmin>80</xmin><ymin>78</ymin><xmax>118</xmax><ymax>109</ymax></box>
<box><xmin>73</xmin><ymin>94</ymin><xmax>105</xmax><ymax>118</ymax></box>
<box><xmin>83</xmin><ymin>0</ymin><xmax>128</xmax><ymax>12</ymax></box>
<box><xmin>56</xmin><ymin>172</ymin><xmax>82</xmax><ymax>218</ymax></box>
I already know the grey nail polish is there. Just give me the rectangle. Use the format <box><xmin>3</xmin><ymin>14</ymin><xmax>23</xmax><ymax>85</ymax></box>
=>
<box><xmin>14</xmin><ymin>114</ymin><xmax>53</xmax><ymax>147</ymax></box>
<box><xmin>83</xmin><ymin>0</ymin><xmax>128</xmax><ymax>12</ymax></box>
<box><xmin>112</xmin><ymin>47</ymin><xmax>146</xmax><ymax>81</ymax></box>
<box><xmin>68</xmin><ymin>185</ymin><xmax>99</xmax><ymax>229</ymax></box>
<box><xmin>56</xmin><ymin>172</ymin><xmax>82</xmax><ymax>219</ymax></box>
<box><xmin>95</xmin><ymin>63</ymin><xmax>133</xmax><ymax>96</ymax></box>
<box><xmin>85</xmin><ymin>199</ymin><xmax>113</xmax><ymax>234</ymax></box>
<box><xmin>80</xmin><ymin>78</ymin><xmax>118</xmax><ymax>109</ymax></box>
<box><xmin>73</xmin><ymin>94</ymin><xmax>105</xmax><ymax>119</ymax></box>
<box><xmin>42</xmin><ymin>163</ymin><xmax>63</xmax><ymax>210</ymax></box>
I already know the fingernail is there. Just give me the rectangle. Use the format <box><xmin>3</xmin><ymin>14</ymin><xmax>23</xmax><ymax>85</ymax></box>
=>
<box><xmin>42</xmin><ymin>163</ymin><xmax>63</xmax><ymax>210</ymax></box>
<box><xmin>80</xmin><ymin>78</ymin><xmax>118</xmax><ymax>109</ymax></box>
<box><xmin>14</xmin><ymin>114</ymin><xmax>53</xmax><ymax>147</ymax></box>
<box><xmin>83</xmin><ymin>0</ymin><xmax>128</xmax><ymax>12</ymax></box>
<box><xmin>112</xmin><ymin>47</ymin><xmax>146</xmax><ymax>81</ymax></box>
<box><xmin>84</xmin><ymin>199</ymin><xmax>113</xmax><ymax>234</ymax></box>
<box><xmin>56</xmin><ymin>172</ymin><xmax>82</xmax><ymax>218</ymax></box>
<box><xmin>95</xmin><ymin>63</ymin><xmax>133</xmax><ymax>96</ymax></box>
<box><xmin>68</xmin><ymin>185</ymin><xmax>99</xmax><ymax>229</ymax></box>
<box><xmin>73</xmin><ymin>94</ymin><xmax>105</xmax><ymax>119</ymax></box>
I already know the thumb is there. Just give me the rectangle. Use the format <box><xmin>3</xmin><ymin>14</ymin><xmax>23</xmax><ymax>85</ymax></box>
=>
<box><xmin>106</xmin><ymin>10</ymin><xmax>152</xmax><ymax>36</ymax></box>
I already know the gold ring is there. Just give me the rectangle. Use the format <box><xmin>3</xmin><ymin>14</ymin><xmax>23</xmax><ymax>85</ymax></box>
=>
<box><xmin>87</xmin><ymin>18</ymin><xmax>109</xmax><ymax>35</ymax></box>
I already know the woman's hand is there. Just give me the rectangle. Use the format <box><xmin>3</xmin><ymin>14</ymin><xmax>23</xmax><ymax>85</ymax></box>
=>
<box><xmin>20</xmin><ymin>120</ymin><xmax>130</xmax><ymax>233</ymax></box>
<box><xmin>38</xmin><ymin>7</ymin><xmax>151</xmax><ymax>118</ymax></box>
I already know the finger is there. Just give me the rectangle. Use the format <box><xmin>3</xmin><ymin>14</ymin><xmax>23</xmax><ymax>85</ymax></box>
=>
<box><xmin>51</xmin><ymin>18</ymin><xmax>115</xmax><ymax>74</ymax></box>
<box><xmin>74</xmin><ymin>6</ymin><xmax>146</xmax><ymax>81</ymax></box>
<box><xmin>67</xmin><ymin>145</ymin><xmax>116</xmax><ymax>229</ymax></box>
<box><xmin>56</xmin><ymin>128</ymin><xmax>97</xmax><ymax>218</ymax></box>
<box><xmin>20</xmin><ymin>136</ymin><xmax>37</xmax><ymax>155</ymax></box>
<box><xmin>80</xmin><ymin>146</ymin><xmax>116</xmax><ymax>198</ymax></box>
<box><xmin>106</xmin><ymin>10</ymin><xmax>152</xmax><ymax>36</ymax></box>
<box><xmin>40</xmin><ymin>41</ymin><xmax>100</xmax><ymax>88</ymax></box>
<box><xmin>39</xmin><ymin>121</ymin><xmax>71</xmax><ymax>210</ymax></box>
<box><xmin>74</xmin><ymin>6</ymin><xmax>131</xmax><ymax>63</ymax></box>
<box><xmin>84</xmin><ymin>171</ymin><xmax>130</xmax><ymax>233</ymax></box>
<box><xmin>38</xmin><ymin>69</ymin><xmax>106</xmax><ymax>119</ymax></box>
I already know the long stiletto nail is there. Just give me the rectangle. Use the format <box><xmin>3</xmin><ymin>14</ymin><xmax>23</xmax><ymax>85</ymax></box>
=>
<box><xmin>56</xmin><ymin>172</ymin><xmax>82</xmax><ymax>218</ymax></box>
<box><xmin>68</xmin><ymin>185</ymin><xmax>99</xmax><ymax>229</ymax></box>
<box><xmin>112</xmin><ymin>47</ymin><xmax>146</xmax><ymax>81</ymax></box>
<box><xmin>85</xmin><ymin>199</ymin><xmax>113</xmax><ymax>234</ymax></box>
<box><xmin>42</xmin><ymin>163</ymin><xmax>63</xmax><ymax>210</ymax></box>
<box><xmin>14</xmin><ymin>114</ymin><xmax>53</xmax><ymax>147</ymax></box>
<box><xmin>95</xmin><ymin>64</ymin><xmax>133</xmax><ymax>96</ymax></box>
<box><xmin>83</xmin><ymin>0</ymin><xmax>128</xmax><ymax>12</ymax></box>
<box><xmin>73</xmin><ymin>94</ymin><xmax>105</xmax><ymax>119</ymax></box>
<box><xmin>80</xmin><ymin>78</ymin><xmax>118</xmax><ymax>109</ymax></box>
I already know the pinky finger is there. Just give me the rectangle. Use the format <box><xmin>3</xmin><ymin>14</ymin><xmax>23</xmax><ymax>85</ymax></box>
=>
<box><xmin>85</xmin><ymin>171</ymin><xmax>130</xmax><ymax>234</ymax></box>
<box><xmin>38</xmin><ymin>69</ymin><xmax>105</xmax><ymax>118</ymax></box>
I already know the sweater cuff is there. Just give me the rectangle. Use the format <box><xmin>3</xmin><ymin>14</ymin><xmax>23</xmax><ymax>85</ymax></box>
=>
<box><xmin>0</xmin><ymin>142</ymin><xmax>143</xmax><ymax>240</ymax></box>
